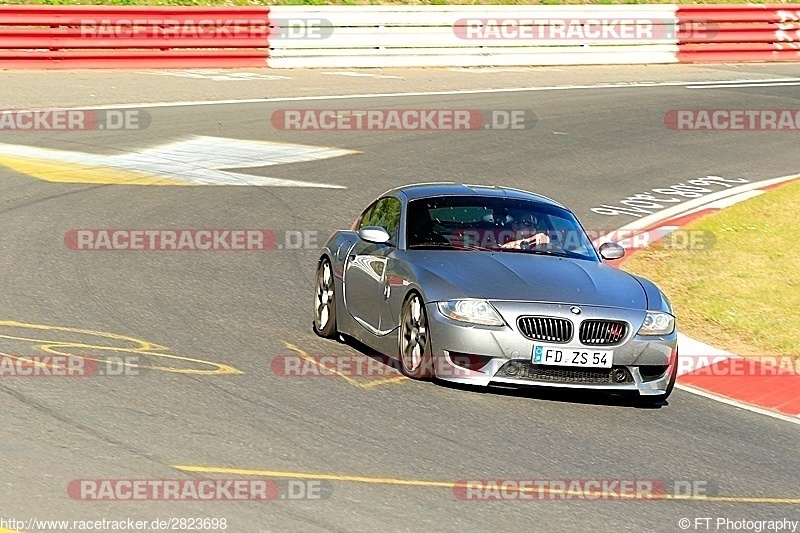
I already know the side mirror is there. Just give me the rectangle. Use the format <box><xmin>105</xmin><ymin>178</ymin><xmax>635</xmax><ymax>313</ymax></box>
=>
<box><xmin>359</xmin><ymin>226</ymin><xmax>391</xmax><ymax>244</ymax></box>
<box><xmin>598</xmin><ymin>242</ymin><xmax>625</xmax><ymax>260</ymax></box>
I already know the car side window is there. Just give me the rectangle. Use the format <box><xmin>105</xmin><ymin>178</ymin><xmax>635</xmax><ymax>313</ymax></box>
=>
<box><xmin>357</xmin><ymin>201</ymin><xmax>379</xmax><ymax>230</ymax></box>
<box><xmin>359</xmin><ymin>197</ymin><xmax>401</xmax><ymax>244</ymax></box>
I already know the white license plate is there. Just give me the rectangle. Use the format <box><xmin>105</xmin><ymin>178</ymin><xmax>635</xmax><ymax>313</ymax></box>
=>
<box><xmin>532</xmin><ymin>345</ymin><xmax>613</xmax><ymax>368</ymax></box>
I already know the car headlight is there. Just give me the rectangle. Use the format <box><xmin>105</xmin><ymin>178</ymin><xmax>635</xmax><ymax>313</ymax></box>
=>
<box><xmin>437</xmin><ymin>299</ymin><xmax>504</xmax><ymax>327</ymax></box>
<box><xmin>638</xmin><ymin>312</ymin><xmax>675</xmax><ymax>336</ymax></box>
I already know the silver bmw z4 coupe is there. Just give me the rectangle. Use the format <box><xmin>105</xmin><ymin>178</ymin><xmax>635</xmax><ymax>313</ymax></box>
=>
<box><xmin>313</xmin><ymin>183</ymin><xmax>678</xmax><ymax>404</ymax></box>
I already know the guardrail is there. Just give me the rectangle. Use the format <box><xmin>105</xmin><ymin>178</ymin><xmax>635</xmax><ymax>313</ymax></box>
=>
<box><xmin>0</xmin><ymin>6</ymin><xmax>270</xmax><ymax>68</ymax></box>
<box><xmin>267</xmin><ymin>6</ymin><xmax>679</xmax><ymax>68</ymax></box>
<box><xmin>677</xmin><ymin>5</ymin><xmax>800</xmax><ymax>62</ymax></box>
<box><xmin>0</xmin><ymin>5</ymin><xmax>798</xmax><ymax>69</ymax></box>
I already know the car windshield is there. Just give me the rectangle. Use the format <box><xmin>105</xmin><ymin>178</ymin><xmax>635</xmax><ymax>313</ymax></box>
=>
<box><xmin>406</xmin><ymin>195</ymin><xmax>599</xmax><ymax>261</ymax></box>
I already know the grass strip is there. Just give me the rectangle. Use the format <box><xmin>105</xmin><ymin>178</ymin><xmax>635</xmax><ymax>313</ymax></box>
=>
<box><xmin>623</xmin><ymin>179</ymin><xmax>800</xmax><ymax>359</ymax></box>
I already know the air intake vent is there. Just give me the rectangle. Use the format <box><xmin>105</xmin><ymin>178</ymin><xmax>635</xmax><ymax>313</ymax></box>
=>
<box><xmin>517</xmin><ymin>316</ymin><xmax>573</xmax><ymax>343</ymax></box>
<box><xmin>579</xmin><ymin>320</ymin><xmax>628</xmax><ymax>346</ymax></box>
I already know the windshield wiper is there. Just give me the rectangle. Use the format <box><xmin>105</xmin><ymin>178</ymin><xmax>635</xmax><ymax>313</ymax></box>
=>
<box><xmin>409</xmin><ymin>242</ymin><xmax>498</xmax><ymax>251</ymax></box>
<box><xmin>497</xmin><ymin>246</ymin><xmax>567</xmax><ymax>257</ymax></box>
<box><xmin>458</xmin><ymin>244</ymin><xmax>496</xmax><ymax>252</ymax></box>
<box><xmin>408</xmin><ymin>242</ymin><xmax>456</xmax><ymax>249</ymax></box>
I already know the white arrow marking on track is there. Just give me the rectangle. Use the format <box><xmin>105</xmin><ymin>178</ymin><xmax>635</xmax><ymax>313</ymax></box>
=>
<box><xmin>0</xmin><ymin>136</ymin><xmax>355</xmax><ymax>187</ymax></box>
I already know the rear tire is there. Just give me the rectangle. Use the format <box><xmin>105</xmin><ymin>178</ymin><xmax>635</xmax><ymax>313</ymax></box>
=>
<box><xmin>313</xmin><ymin>258</ymin><xmax>337</xmax><ymax>339</ymax></box>
<box><xmin>399</xmin><ymin>293</ymin><xmax>434</xmax><ymax>379</ymax></box>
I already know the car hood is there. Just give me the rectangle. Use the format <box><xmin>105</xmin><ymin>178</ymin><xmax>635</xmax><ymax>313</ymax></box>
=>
<box><xmin>410</xmin><ymin>251</ymin><xmax>647</xmax><ymax>310</ymax></box>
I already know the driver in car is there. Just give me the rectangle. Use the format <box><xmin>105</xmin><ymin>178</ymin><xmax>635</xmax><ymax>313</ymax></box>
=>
<box><xmin>500</xmin><ymin>212</ymin><xmax>551</xmax><ymax>249</ymax></box>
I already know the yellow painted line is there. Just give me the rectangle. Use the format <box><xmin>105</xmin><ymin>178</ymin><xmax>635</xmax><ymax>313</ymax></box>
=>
<box><xmin>0</xmin><ymin>319</ymin><xmax>242</xmax><ymax>375</ymax></box>
<box><xmin>0</xmin><ymin>320</ymin><xmax>164</xmax><ymax>350</ymax></box>
<box><xmin>174</xmin><ymin>465</ymin><xmax>456</xmax><ymax>489</ymax></box>
<box><xmin>284</xmin><ymin>342</ymin><xmax>406</xmax><ymax>389</ymax></box>
<box><xmin>0</xmin><ymin>529</ymin><xmax>22</xmax><ymax>533</ymax></box>
<box><xmin>172</xmin><ymin>465</ymin><xmax>800</xmax><ymax>504</ymax></box>
<box><xmin>284</xmin><ymin>342</ymin><xmax>360</xmax><ymax>386</ymax></box>
<box><xmin>0</xmin><ymin>156</ymin><xmax>189</xmax><ymax>185</ymax></box>
<box><xmin>357</xmin><ymin>375</ymin><xmax>408</xmax><ymax>388</ymax></box>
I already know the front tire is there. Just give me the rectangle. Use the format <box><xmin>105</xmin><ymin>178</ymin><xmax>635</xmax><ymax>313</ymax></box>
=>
<box><xmin>399</xmin><ymin>293</ymin><xmax>434</xmax><ymax>379</ymax></box>
<box><xmin>313</xmin><ymin>258</ymin><xmax>337</xmax><ymax>338</ymax></box>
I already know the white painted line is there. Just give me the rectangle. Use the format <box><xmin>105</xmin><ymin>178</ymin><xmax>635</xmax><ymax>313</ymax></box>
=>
<box><xmin>702</xmin><ymin>190</ymin><xmax>765</xmax><ymax>210</ymax></box>
<box><xmin>29</xmin><ymin>77</ymin><xmax>800</xmax><ymax>112</ymax></box>
<box><xmin>676</xmin><ymin>333</ymin><xmax>739</xmax><ymax>376</ymax></box>
<box><xmin>144</xmin><ymin>70</ymin><xmax>291</xmax><ymax>81</ymax></box>
<box><xmin>321</xmin><ymin>72</ymin><xmax>403</xmax><ymax>79</ymax></box>
<box><xmin>614</xmin><ymin>173</ymin><xmax>800</xmax><ymax>234</ymax></box>
<box><xmin>667</xmin><ymin>77</ymin><xmax>800</xmax><ymax>86</ymax></box>
<box><xmin>613</xmin><ymin>226</ymin><xmax>679</xmax><ymax>249</ymax></box>
<box><xmin>688</xmin><ymin>81</ymin><xmax>800</xmax><ymax>89</ymax></box>
<box><xmin>0</xmin><ymin>136</ymin><xmax>355</xmax><ymax>187</ymax></box>
<box><xmin>604</xmin><ymin>171</ymin><xmax>800</xmax><ymax>424</ymax></box>
<box><xmin>675</xmin><ymin>384</ymin><xmax>800</xmax><ymax>426</ymax></box>
<box><xmin>448</xmin><ymin>67</ymin><xmax>563</xmax><ymax>73</ymax></box>
<box><xmin>653</xmin><ymin>225</ymin><xmax>679</xmax><ymax>238</ymax></box>
<box><xmin>678</xmin><ymin>333</ymin><xmax>736</xmax><ymax>358</ymax></box>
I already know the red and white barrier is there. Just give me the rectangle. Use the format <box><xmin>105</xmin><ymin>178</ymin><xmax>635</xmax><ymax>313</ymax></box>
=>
<box><xmin>0</xmin><ymin>5</ymin><xmax>798</xmax><ymax>69</ymax></box>
<box><xmin>266</xmin><ymin>6</ymin><xmax>679</xmax><ymax>68</ymax></box>
<box><xmin>0</xmin><ymin>6</ymin><xmax>270</xmax><ymax>68</ymax></box>
<box><xmin>677</xmin><ymin>5</ymin><xmax>800</xmax><ymax>62</ymax></box>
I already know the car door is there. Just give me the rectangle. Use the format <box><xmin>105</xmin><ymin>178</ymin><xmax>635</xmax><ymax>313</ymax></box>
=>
<box><xmin>343</xmin><ymin>197</ymin><xmax>402</xmax><ymax>335</ymax></box>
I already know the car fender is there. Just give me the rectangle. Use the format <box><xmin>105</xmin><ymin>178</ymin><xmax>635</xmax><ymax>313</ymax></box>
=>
<box><xmin>320</xmin><ymin>230</ymin><xmax>359</xmax><ymax>279</ymax></box>
<box><xmin>631</xmin><ymin>274</ymin><xmax>674</xmax><ymax>314</ymax></box>
<box><xmin>384</xmin><ymin>257</ymin><xmax>473</xmax><ymax>330</ymax></box>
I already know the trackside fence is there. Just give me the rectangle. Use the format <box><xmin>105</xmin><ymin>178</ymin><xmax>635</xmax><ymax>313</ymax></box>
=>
<box><xmin>0</xmin><ymin>5</ymin><xmax>797</xmax><ymax>68</ymax></box>
<box><xmin>676</xmin><ymin>5</ymin><xmax>800</xmax><ymax>62</ymax></box>
<box><xmin>0</xmin><ymin>6</ymin><xmax>270</xmax><ymax>68</ymax></box>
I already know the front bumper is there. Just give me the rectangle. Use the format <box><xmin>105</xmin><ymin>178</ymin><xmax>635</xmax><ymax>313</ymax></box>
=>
<box><xmin>426</xmin><ymin>301</ymin><xmax>677</xmax><ymax>396</ymax></box>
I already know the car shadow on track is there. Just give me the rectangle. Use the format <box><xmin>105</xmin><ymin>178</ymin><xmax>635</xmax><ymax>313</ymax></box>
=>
<box><xmin>435</xmin><ymin>380</ymin><xmax>670</xmax><ymax>410</ymax></box>
<box><xmin>336</xmin><ymin>333</ymin><xmax>669</xmax><ymax>410</ymax></box>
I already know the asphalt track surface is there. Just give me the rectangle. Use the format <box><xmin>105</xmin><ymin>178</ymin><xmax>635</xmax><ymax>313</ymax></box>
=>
<box><xmin>0</xmin><ymin>64</ymin><xmax>799</xmax><ymax>533</ymax></box>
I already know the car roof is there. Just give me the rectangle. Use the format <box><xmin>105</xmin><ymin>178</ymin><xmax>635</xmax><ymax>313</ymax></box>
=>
<box><xmin>381</xmin><ymin>182</ymin><xmax>566</xmax><ymax>209</ymax></box>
